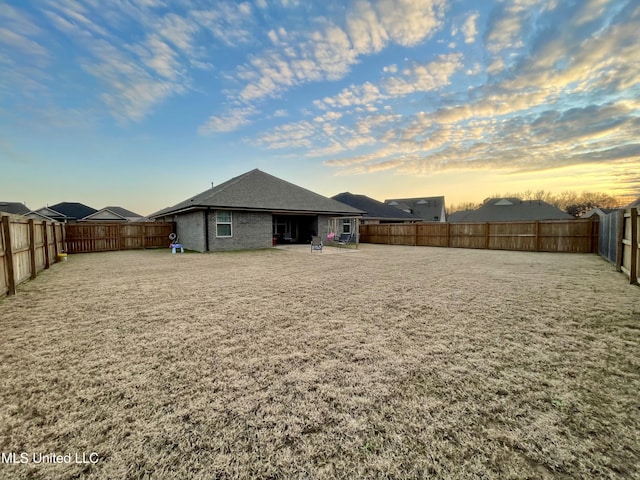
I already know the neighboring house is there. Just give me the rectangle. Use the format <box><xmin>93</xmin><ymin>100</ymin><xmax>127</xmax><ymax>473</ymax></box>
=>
<box><xmin>149</xmin><ymin>169</ymin><xmax>363</xmax><ymax>252</ymax></box>
<box><xmin>80</xmin><ymin>206</ymin><xmax>147</xmax><ymax>222</ymax></box>
<box><xmin>331</xmin><ymin>193</ymin><xmax>422</xmax><ymax>224</ymax></box>
<box><xmin>581</xmin><ymin>208</ymin><xmax>619</xmax><ymax>219</ymax></box>
<box><xmin>0</xmin><ymin>202</ymin><xmax>30</xmax><ymax>215</ymax></box>
<box><xmin>450</xmin><ymin>198</ymin><xmax>574</xmax><ymax>222</ymax></box>
<box><xmin>626</xmin><ymin>197</ymin><xmax>640</xmax><ymax>209</ymax></box>
<box><xmin>384</xmin><ymin>196</ymin><xmax>447</xmax><ymax>222</ymax></box>
<box><xmin>31</xmin><ymin>202</ymin><xmax>97</xmax><ymax>223</ymax></box>
<box><xmin>29</xmin><ymin>206</ymin><xmax>69</xmax><ymax>222</ymax></box>
<box><xmin>24</xmin><ymin>211</ymin><xmax>57</xmax><ymax>222</ymax></box>
<box><xmin>447</xmin><ymin>209</ymin><xmax>475</xmax><ymax>222</ymax></box>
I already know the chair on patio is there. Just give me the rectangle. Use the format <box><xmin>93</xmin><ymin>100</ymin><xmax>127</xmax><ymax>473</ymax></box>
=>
<box><xmin>337</xmin><ymin>232</ymin><xmax>355</xmax><ymax>248</ymax></box>
<box><xmin>310</xmin><ymin>236</ymin><xmax>323</xmax><ymax>253</ymax></box>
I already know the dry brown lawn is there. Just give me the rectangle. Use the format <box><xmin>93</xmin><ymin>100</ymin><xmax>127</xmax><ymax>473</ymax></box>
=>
<box><xmin>0</xmin><ymin>244</ymin><xmax>639</xmax><ymax>479</ymax></box>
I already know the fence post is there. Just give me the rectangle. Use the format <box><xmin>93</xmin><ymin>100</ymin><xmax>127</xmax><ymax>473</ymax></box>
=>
<box><xmin>62</xmin><ymin>223</ymin><xmax>67</xmax><ymax>253</ymax></box>
<box><xmin>484</xmin><ymin>223</ymin><xmax>490</xmax><ymax>249</ymax></box>
<box><xmin>616</xmin><ymin>210</ymin><xmax>624</xmax><ymax>272</ymax></box>
<box><xmin>52</xmin><ymin>223</ymin><xmax>59</xmax><ymax>260</ymax></box>
<box><xmin>1</xmin><ymin>216</ymin><xmax>16</xmax><ymax>295</ymax></box>
<box><xmin>630</xmin><ymin>208</ymin><xmax>638</xmax><ymax>284</ymax></box>
<box><xmin>43</xmin><ymin>221</ymin><xmax>50</xmax><ymax>269</ymax></box>
<box><xmin>28</xmin><ymin>219</ymin><xmax>37</xmax><ymax>280</ymax></box>
<box><xmin>447</xmin><ymin>222</ymin><xmax>451</xmax><ymax>248</ymax></box>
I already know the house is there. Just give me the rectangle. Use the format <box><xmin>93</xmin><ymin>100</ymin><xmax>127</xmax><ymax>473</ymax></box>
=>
<box><xmin>24</xmin><ymin>211</ymin><xmax>57</xmax><ymax>222</ymax></box>
<box><xmin>581</xmin><ymin>208</ymin><xmax>619</xmax><ymax>219</ymax></box>
<box><xmin>332</xmin><ymin>193</ymin><xmax>421</xmax><ymax>224</ymax></box>
<box><xmin>149</xmin><ymin>169</ymin><xmax>363</xmax><ymax>252</ymax></box>
<box><xmin>0</xmin><ymin>202</ymin><xmax>30</xmax><ymax>215</ymax></box>
<box><xmin>384</xmin><ymin>196</ymin><xmax>447</xmax><ymax>222</ymax></box>
<box><xmin>626</xmin><ymin>197</ymin><xmax>640</xmax><ymax>209</ymax></box>
<box><xmin>447</xmin><ymin>209</ymin><xmax>475</xmax><ymax>222</ymax></box>
<box><xmin>450</xmin><ymin>198</ymin><xmax>574</xmax><ymax>222</ymax></box>
<box><xmin>80</xmin><ymin>206</ymin><xmax>147</xmax><ymax>222</ymax></box>
<box><xmin>31</xmin><ymin>202</ymin><xmax>97</xmax><ymax>223</ymax></box>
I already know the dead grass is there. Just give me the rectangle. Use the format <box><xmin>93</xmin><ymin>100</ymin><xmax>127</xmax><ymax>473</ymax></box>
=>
<box><xmin>0</xmin><ymin>245</ymin><xmax>639</xmax><ymax>479</ymax></box>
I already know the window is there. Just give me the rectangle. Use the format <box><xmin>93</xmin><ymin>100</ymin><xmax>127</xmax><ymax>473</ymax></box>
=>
<box><xmin>216</xmin><ymin>210</ymin><xmax>232</xmax><ymax>237</ymax></box>
<box><xmin>342</xmin><ymin>219</ymin><xmax>351</xmax><ymax>234</ymax></box>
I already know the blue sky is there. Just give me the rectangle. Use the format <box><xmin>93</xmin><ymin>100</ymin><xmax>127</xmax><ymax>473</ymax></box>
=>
<box><xmin>1</xmin><ymin>0</ymin><xmax>639</xmax><ymax>216</ymax></box>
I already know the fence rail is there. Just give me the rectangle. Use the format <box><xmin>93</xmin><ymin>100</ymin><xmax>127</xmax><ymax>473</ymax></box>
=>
<box><xmin>1</xmin><ymin>214</ymin><xmax>65</xmax><ymax>297</ymax></box>
<box><xmin>359</xmin><ymin>219</ymin><xmax>599</xmax><ymax>253</ymax></box>
<box><xmin>65</xmin><ymin>222</ymin><xmax>175</xmax><ymax>253</ymax></box>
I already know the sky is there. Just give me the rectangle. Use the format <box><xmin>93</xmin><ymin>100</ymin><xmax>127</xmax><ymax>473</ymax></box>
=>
<box><xmin>1</xmin><ymin>0</ymin><xmax>639</xmax><ymax>216</ymax></box>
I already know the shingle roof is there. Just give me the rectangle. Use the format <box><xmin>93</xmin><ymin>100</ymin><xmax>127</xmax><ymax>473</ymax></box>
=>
<box><xmin>456</xmin><ymin>198</ymin><xmax>574</xmax><ymax>222</ymax></box>
<box><xmin>0</xmin><ymin>202</ymin><xmax>30</xmax><ymax>215</ymax></box>
<box><xmin>384</xmin><ymin>196</ymin><xmax>446</xmax><ymax>222</ymax></box>
<box><xmin>150</xmin><ymin>169</ymin><xmax>364</xmax><ymax>218</ymax></box>
<box><xmin>626</xmin><ymin>197</ymin><xmax>640</xmax><ymax>208</ymax></box>
<box><xmin>447</xmin><ymin>209</ymin><xmax>474</xmax><ymax>222</ymax></box>
<box><xmin>332</xmin><ymin>193</ymin><xmax>420</xmax><ymax>220</ymax></box>
<box><xmin>102</xmin><ymin>206</ymin><xmax>143</xmax><ymax>218</ymax></box>
<box><xmin>48</xmin><ymin>202</ymin><xmax>97</xmax><ymax>220</ymax></box>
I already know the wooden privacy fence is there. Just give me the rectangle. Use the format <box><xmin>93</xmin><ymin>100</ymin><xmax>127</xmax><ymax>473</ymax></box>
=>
<box><xmin>65</xmin><ymin>222</ymin><xmax>175</xmax><ymax>253</ymax></box>
<box><xmin>615</xmin><ymin>208</ymin><xmax>639</xmax><ymax>284</ymax></box>
<box><xmin>1</xmin><ymin>214</ymin><xmax>65</xmax><ymax>297</ymax></box>
<box><xmin>359</xmin><ymin>219</ymin><xmax>599</xmax><ymax>253</ymax></box>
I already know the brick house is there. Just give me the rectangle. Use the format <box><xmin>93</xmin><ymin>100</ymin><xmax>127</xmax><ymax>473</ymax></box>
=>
<box><xmin>149</xmin><ymin>169</ymin><xmax>363</xmax><ymax>252</ymax></box>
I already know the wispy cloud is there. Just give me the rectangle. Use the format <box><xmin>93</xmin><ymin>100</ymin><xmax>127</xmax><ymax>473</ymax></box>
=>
<box><xmin>200</xmin><ymin>0</ymin><xmax>447</xmax><ymax>133</ymax></box>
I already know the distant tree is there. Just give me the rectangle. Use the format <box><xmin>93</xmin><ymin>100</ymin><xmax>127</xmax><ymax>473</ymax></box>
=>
<box><xmin>447</xmin><ymin>201</ymin><xmax>481</xmax><ymax>214</ymax></box>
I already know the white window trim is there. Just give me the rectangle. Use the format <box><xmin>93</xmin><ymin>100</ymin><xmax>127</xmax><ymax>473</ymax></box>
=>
<box><xmin>216</xmin><ymin>210</ymin><xmax>233</xmax><ymax>238</ymax></box>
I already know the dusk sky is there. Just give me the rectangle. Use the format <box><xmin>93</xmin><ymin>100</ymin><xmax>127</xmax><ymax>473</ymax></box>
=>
<box><xmin>2</xmin><ymin>0</ymin><xmax>639</xmax><ymax>216</ymax></box>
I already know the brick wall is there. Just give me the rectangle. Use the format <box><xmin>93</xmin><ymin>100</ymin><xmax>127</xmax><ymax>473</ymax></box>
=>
<box><xmin>174</xmin><ymin>211</ymin><xmax>206</xmax><ymax>252</ymax></box>
<box><xmin>207</xmin><ymin>210</ymin><xmax>272</xmax><ymax>251</ymax></box>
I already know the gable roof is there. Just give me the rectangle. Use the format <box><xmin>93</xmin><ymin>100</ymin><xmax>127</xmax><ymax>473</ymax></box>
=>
<box><xmin>384</xmin><ymin>196</ymin><xmax>446</xmax><ymax>222</ymax></box>
<box><xmin>0</xmin><ymin>202</ymin><xmax>30</xmax><ymax>215</ymax></box>
<box><xmin>103</xmin><ymin>206</ymin><xmax>143</xmax><ymax>218</ymax></box>
<box><xmin>581</xmin><ymin>207</ymin><xmax>619</xmax><ymax>218</ymax></box>
<box><xmin>24</xmin><ymin>211</ymin><xmax>57</xmax><ymax>222</ymax></box>
<box><xmin>81</xmin><ymin>206</ymin><xmax>145</xmax><ymax>221</ymax></box>
<box><xmin>31</xmin><ymin>206</ymin><xmax>68</xmax><ymax>221</ymax></box>
<box><xmin>332</xmin><ymin>193</ymin><xmax>420</xmax><ymax>221</ymax></box>
<box><xmin>48</xmin><ymin>202</ymin><xmax>97</xmax><ymax>220</ymax></box>
<box><xmin>457</xmin><ymin>198</ymin><xmax>574</xmax><ymax>222</ymax></box>
<box><xmin>150</xmin><ymin>169</ymin><xmax>364</xmax><ymax>218</ymax></box>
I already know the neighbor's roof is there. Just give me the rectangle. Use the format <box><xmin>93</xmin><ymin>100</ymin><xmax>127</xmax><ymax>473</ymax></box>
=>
<box><xmin>447</xmin><ymin>209</ymin><xmax>474</xmax><ymax>222</ymax></box>
<box><xmin>332</xmin><ymin>193</ymin><xmax>420</xmax><ymax>221</ymax></box>
<box><xmin>150</xmin><ymin>169</ymin><xmax>364</xmax><ymax>218</ymax></box>
<box><xmin>581</xmin><ymin>207</ymin><xmax>619</xmax><ymax>218</ymax></box>
<box><xmin>455</xmin><ymin>198</ymin><xmax>574</xmax><ymax>222</ymax></box>
<box><xmin>0</xmin><ymin>202</ymin><xmax>30</xmax><ymax>215</ymax></box>
<box><xmin>48</xmin><ymin>202</ymin><xmax>97</xmax><ymax>220</ymax></box>
<box><xmin>626</xmin><ymin>197</ymin><xmax>640</xmax><ymax>208</ymax></box>
<box><xmin>103</xmin><ymin>206</ymin><xmax>143</xmax><ymax>218</ymax></box>
<box><xmin>384</xmin><ymin>196</ymin><xmax>446</xmax><ymax>221</ymax></box>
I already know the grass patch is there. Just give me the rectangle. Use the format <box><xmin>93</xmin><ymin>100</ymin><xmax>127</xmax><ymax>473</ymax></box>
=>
<box><xmin>1</xmin><ymin>245</ymin><xmax>638</xmax><ymax>479</ymax></box>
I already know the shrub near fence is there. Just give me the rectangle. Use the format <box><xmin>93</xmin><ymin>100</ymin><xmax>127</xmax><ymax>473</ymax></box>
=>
<box><xmin>1</xmin><ymin>214</ymin><xmax>65</xmax><ymax>297</ymax></box>
<box><xmin>360</xmin><ymin>219</ymin><xmax>599</xmax><ymax>253</ymax></box>
<box><xmin>65</xmin><ymin>222</ymin><xmax>175</xmax><ymax>253</ymax></box>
